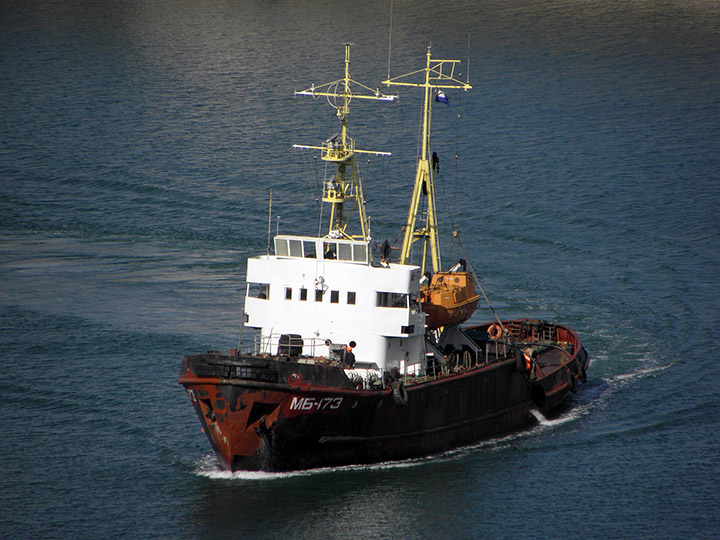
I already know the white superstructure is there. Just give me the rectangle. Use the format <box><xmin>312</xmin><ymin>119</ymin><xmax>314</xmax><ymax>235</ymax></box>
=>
<box><xmin>239</xmin><ymin>45</ymin><xmax>434</xmax><ymax>376</ymax></box>
<box><xmin>244</xmin><ymin>235</ymin><xmax>426</xmax><ymax>373</ymax></box>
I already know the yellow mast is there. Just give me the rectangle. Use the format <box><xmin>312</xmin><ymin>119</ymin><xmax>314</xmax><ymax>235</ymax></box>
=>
<box><xmin>383</xmin><ymin>46</ymin><xmax>471</xmax><ymax>272</ymax></box>
<box><xmin>294</xmin><ymin>44</ymin><xmax>397</xmax><ymax>240</ymax></box>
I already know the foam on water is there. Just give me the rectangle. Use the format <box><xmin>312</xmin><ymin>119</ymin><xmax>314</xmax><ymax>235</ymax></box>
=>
<box><xmin>193</xmin><ymin>452</ymin><xmax>434</xmax><ymax>481</ymax></box>
<box><xmin>528</xmin><ymin>407</ymin><xmax>585</xmax><ymax>429</ymax></box>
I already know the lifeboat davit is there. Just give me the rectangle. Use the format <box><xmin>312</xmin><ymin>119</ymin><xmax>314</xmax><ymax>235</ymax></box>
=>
<box><xmin>420</xmin><ymin>265</ymin><xmax>480</xmax><ymax>330</ymax></box>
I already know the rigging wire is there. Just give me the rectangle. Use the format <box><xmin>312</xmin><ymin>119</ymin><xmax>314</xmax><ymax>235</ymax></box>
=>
<box><xmin>387</xmin><ymin>0</ymin><xmax>394</xmax><ymax>80</ymax></box>
<box><xmin>437</xmin><ymin>167</ymin><xmax>507</xmax><ymax>332</ymax></box>
<box><xmin>317</xmin><ymin>159</ymin><xmax>330</xmax><ymax>237</ymax></box>
<box><xmin>312</xmin><ymin>156</ymin><xmax>320</xmax><ymax>197</ymax></box>
<box><xmin>312</xmin><ymin>156</ymin><xmax>323</xmax><ymax>228</ymax></box>
<box><xmin>437</xmin><ymin>75</ymin><xmax>506</xmax><ymax>331</ymax></box>
<box><xmin>402</xmin><ymin>86</ymin><xmax>429</xmax><ymax>267</ymax></box>
<box><xmin>293</xmin><ymin>148</ymin><xmax>324</xmax><ymax>235</ymax></box>
<box><xmin>449</xmin><ymin>221</ymin><xmax>506</xmax><ymax>331</ymax></box>
<box><xmin>365</xmin><ymin>158</ymin><xmax>372</xmax><ymax>237</ymax></box>
<box><xmin>452</xmin><ymin>89</ymin><xmax>462</xmax><ymax>262</ymax></box>
<box><xmin>466</xmin><ymin>33</ymin><xmax>471</xmax><ymax>87</ymax></box>
<box><xmin>413</xmin><ymin>108</ymin><xmax>507</xmax><ymax>332</ymax></box>
<box><xmin>266</xmin><ymin>188</ymin><xmax>273</xmax><ymax>254</ymax></box>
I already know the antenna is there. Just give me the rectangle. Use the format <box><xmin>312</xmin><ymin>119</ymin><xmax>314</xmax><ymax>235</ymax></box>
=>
<box><xmin>387</xmin><ymin>0</ymin><xmax>394</xmax><ymax>79</ymax></box>
<box><xmin>294</xmin><ymin>45</ymin><xmax>396</xmax><ymax>241</ymax></box>
<box><xmin>266</xmin><ymin>188</ymin><xmax>273</xmax><ymax>255</ymax></box>
<box><xmin>467</xmin><ymin>33</ymin><xmax>471</xmax><ymax>84</ymax></box>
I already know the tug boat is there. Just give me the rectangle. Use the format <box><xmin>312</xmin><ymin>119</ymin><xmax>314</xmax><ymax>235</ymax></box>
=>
<box><xmin>179</xmin><ymin>45</ymin><xmax>589</xmax><ymax>472</ymax></box>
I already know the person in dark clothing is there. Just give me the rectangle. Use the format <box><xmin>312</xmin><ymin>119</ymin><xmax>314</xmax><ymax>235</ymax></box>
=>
<box><xmin>340</xmin><ymin>341</ymin><xmax>356</xmax><ymax>368</ymax></box>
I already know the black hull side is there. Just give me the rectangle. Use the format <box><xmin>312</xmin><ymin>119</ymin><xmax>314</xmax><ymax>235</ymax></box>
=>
<box><xmin>227</xmin><ymin>358</ymin><xmax>571</xmax><ymax>471</ymax></box>
<box><xmin>180</xmin><ymin>320</ymin><xmax>589</xmax><ymax>472</ymax></box>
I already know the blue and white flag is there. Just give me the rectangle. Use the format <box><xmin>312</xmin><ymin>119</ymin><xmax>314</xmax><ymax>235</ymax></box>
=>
<box><xmin>435</xmin><ymin>90</ymin><xmax>449</xmax><ymax>104</ymax></box>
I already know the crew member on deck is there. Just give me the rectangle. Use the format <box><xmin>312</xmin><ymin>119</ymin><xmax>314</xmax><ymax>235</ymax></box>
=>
<box><xmin>341</xmin><ymin>341</ymin><xmax>356</xmax><ymax>368</ymax></box>
<box><xmin>432</xmin><ymin>151</ymin><xmax>440</xmax><ymax>174</ymax></box>
<box><xmin>523</xmin><ymin>348</ymin><xmax>536</xmax><ymax>378</ymax></box>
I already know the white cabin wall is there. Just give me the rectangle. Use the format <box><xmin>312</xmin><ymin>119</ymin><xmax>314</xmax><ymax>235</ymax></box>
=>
<box><xmin>386</xmin><ymin>335</ymin><xmax>425</xmax><ymax>374</ymax></box>
<box><xmin>244</xmin><ymin>251</ymin><xmax>426</xmax><ymax>371</ymax></box>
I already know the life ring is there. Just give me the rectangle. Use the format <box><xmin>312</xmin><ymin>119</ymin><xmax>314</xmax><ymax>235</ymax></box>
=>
<box><xmin>488</xmin><ymin>323</ymin><xmax>502</xmax><ymax>340</ymax></box>
<box><xmin>392</xmin><ymin>383</ymin><xmax>408</xmax><ymax>406</ymax></box>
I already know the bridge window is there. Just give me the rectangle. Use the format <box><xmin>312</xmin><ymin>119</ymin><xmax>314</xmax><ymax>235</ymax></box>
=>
<box><xmin>303</xmin><ymin>241</ymin><xmax>316</xmax><ymax>258</ymax></box>
<box><xmin>315</xmin><ymin>289</ymin><xmax>324</xmax><ymax>302</ymax></box>
<box><xmin>289</xmin><ymin>239</ymin><xmax>303</xmax><ymax>258</ymax></box>
<box><xmin>323</xmin><ymin>242</ymin><xmax>337</xmax><ymax>260</ymax></box>
<box><xmin>330</xmin><ymin>290</ymin><xmax>339</xmax><ymax>303</ymax></box>
<box><xmin>377</xmin><ymin>292</ymin><xmax>408</xmax><ymax>308</ymax></box>
<box><xmin>300</xmin><ymin>288</ymin><xmax>307</xmax><ymax>301</ymax></box>
<box><xmin>274</xmin><ymin>237</ymin><xmax>318</xmax><ymax>259</ymax></box>
<box><xmin>285</xmin><ymin>287</ymin><xmax>292</xmax><ymax>300</ymax></box>
<box><xmin>338</xmin><ymin>243</ymin><xmax>352</xmax><ymax>261</ymax></box>
<box><xmin>248</xmin><ymin>283</ymin><xmax>270</xmax><ymax>300</ymax></box>
<box><xmin>353</xmin><ymin>243</ymin><xmax>367</xmax><ymax>262</ymax></box>
<box><xmin>347</xmin><ymin>291</ymin><xmax>356</xmax><ymax>305</ymax></box>
<box><xmin>275</xmin><ymin>238</ymin><xmax>288</xmax><ymax>256</ymax></box>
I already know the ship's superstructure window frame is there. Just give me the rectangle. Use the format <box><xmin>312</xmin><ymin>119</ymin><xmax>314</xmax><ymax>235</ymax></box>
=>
<box><xmin>300</xmin><ymin>288</ymin><xmax>308</xmax><ymax>301</ymax></box>
<box><xmin>289</xmin><ymin>239</ymin><xmax>303</xmax><ymax>258</ymax></box>
<box><xmin>338</xmin><ymin>243</ymin><xmax>352</xmax><ymax>261</ymax></box>
<box><xmin>347</xmin><ymin>291</ymin><xmax>356</xmax><ymax>305</ymax></box>
<box><xmin>248</xmin><ymin>283</ymin><xmax>270</xmax><ymax>300</ymax></box>
<box><xmin>353</xmin><ymin>243</ymin><xmax>367</xmax><ymax>262</ymax></box>
<box><xmin>330</xmin><ymin>290</ymin><xmax>339</xmax><ymax>303</ymax></box>
<box><xmin>274</xmin><ymin>236</ymin><xmax>369</xmax><ymax>264</ymax></box>
<box><xmin>323</xmin><ymin>242</ymin><xmax>337</xmax><ymax>260</ymax></box>
<box><xmin>285</xmin><ymin>287</ymin><xmax>292</xmax><ymax>300</ymax></box>
<box><xmin>275</xmin><ymin>238</ymin><xmax>289</xmax><ymax>256</ymax></box>
<box><xmin>377</xmin><ymin>292</ymin><xmax>408</xmax><ymax>308</ymax></box>
<box><xmin>315</xmin><ymin>289</ymin><xmax>324</xmax><ymax>302</ymax></box>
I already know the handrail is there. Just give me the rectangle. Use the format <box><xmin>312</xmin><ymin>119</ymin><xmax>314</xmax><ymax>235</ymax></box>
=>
<box><xmin>251</xmin><ymin>333</ymin><xmax>329</xmax><ymax>358</ymax></box>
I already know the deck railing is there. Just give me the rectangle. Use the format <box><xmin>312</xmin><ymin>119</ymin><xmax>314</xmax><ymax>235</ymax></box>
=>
<box><xmin>246</xmin><ymin>322</ymin><xmax>574</xmax><ymax>387</ymax></box>
<box><xmin>251</xmin><ymin>333</ymin><xmax>329</xmax><ymax>358</ymax></box>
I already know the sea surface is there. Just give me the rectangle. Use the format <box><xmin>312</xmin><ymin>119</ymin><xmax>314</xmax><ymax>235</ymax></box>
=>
<box><xmin>2</xmin><ymin>1</ymin><xmax>719</xmax><ymax>538</ymax></box>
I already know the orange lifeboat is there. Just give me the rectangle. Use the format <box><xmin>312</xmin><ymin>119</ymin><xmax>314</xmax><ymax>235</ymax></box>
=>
<box><xmin>420</xmin><ymin>267</ymin><xmax>480</xmax><ymax>330</ymax></box>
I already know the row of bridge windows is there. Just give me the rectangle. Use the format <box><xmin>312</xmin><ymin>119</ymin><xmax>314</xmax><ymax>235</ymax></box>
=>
<box><xmin>274</xmin><ymin>237</ymin><xmax>368</xmax><ymax>263</ymax></box>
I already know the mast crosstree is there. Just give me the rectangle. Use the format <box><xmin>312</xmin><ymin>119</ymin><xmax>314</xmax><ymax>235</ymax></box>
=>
<box><xmin>383</xmin><ymin>47</ymin><xmax>471</xmax><ymax>273</ymax></box>
<box><xmin>294</xmin><ymin>44</ymin><xmax>397</xmax><ymax>241</ymax></box>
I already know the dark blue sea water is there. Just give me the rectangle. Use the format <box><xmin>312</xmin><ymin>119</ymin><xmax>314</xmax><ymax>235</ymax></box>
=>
<box><xmin>2</xmin><ymin>1</ymin><xmax>719</xmax><ymax>538</ymax></box>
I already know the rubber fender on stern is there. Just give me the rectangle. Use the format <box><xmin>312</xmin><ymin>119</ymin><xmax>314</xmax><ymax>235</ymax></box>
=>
<box><xmin>576</xmin><ymin>360</ymin><xmax>587</xmax><ymax>384</ymax></box>
<box><xmin>567</xmin><ymin>372</ymin><xmax>579</xmax><ymax>393</ymax></box>
<box><xmin>392</xmin><ymin>383</ymin><xmax>408</xmax><ymax>406</ymax></box>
